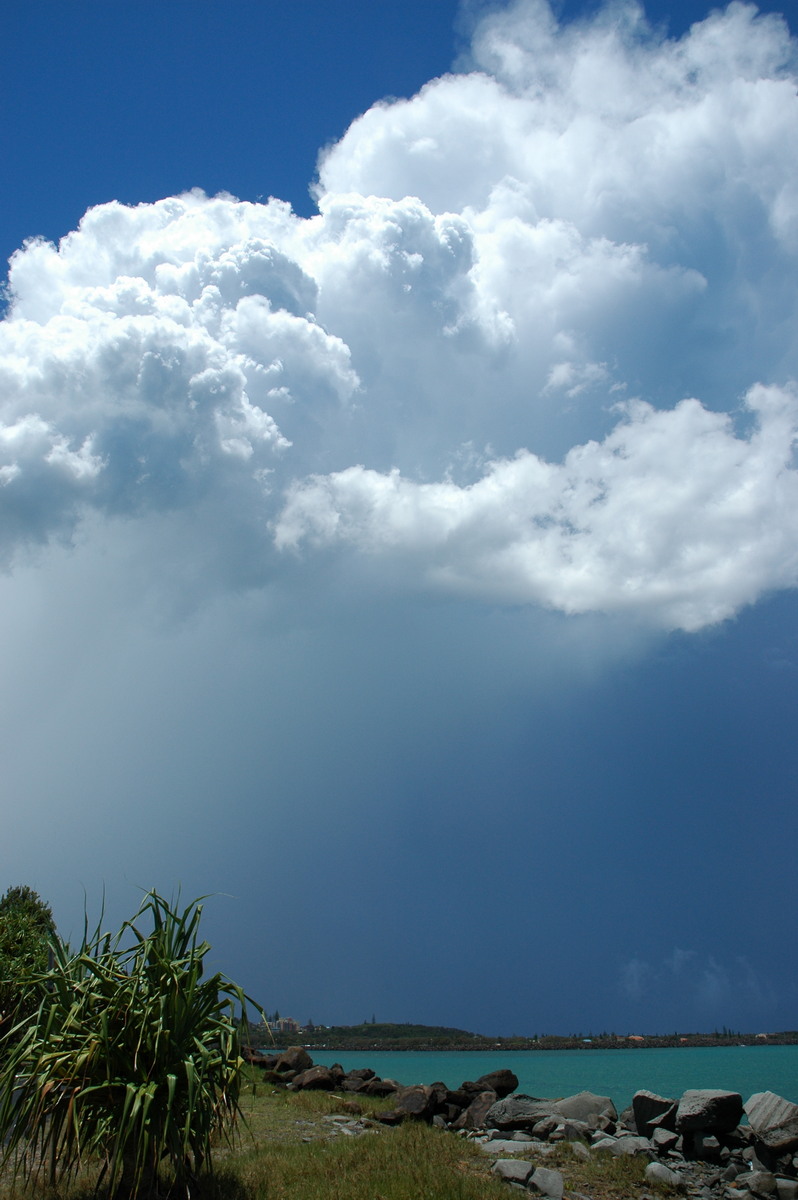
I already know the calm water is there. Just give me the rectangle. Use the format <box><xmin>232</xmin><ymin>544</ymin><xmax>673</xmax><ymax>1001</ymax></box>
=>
<box><xmin>312</xmin><ymin>1046</ymin><xmax>798</xmax><ymax>1112</ymax></box>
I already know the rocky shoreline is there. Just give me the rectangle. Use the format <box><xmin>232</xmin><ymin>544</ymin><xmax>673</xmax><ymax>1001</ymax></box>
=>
<box><xmin>245</xmin><ymin>1047</ymin><xmax>798</xmax><ymax>1199</ymax></box>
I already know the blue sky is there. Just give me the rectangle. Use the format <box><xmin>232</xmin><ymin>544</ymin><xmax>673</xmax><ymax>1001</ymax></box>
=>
<box><xmin>2</xmin><ymin>0</ymin><xmax>797</xmax><ymax>1037</ymax></box>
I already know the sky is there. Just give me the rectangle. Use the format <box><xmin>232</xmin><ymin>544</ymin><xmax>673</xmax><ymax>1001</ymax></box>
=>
<box><xmin>1</xmin><ymin>0</ymin><xmax>797</xmax><ymax>1038</ymax></box>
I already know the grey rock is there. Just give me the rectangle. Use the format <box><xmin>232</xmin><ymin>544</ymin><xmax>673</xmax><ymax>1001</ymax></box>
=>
<box><xmin>480</xmin><ymin>1138</ymin><xmax>536</xmax><ymax>1155</ymax></box>
<box><xmin>645</xmin><ymin>1161</ymin><xmax>682</xmax><ymax>1187</ymax></box>
<box><xmin>559</xmin><ymin>1119</ymin><xmax>592</xmax><ymax>1141</ymax></box>
<box><xmin>775</xmin><ymin>1179</ymin><xmax>798</xmax><ymax>1200</ymax></box>
<box><xmin>745</xmin><ymin>1094</ymin><xmax>798</xmax><ymax>1152</ymax></box>
<box><xmin>619</xmin><ymin>1106</ymin><xmax>637</xmax><ymax>1132</ymax></box>
<box><xmin>652</xmin><ymin>1127</ymin><xmax>681</xmax><ymax>1152</ymax></box>
<box><xmin>395</xmin><ymin>1085</ymin><xmax>437</xmax><ymax>1120</ymax></box>
<box><xmin>676</xmin><ymin>1090</ymin><xmax>744</xmax><ymax>1134</ymax></box>
<box><xmin>744</xmin><ymin>1146</ymin><xmax>774</xmax><ymax>1172</ymax></box>
<box><xmin>275</xmin><ymin>1046</ymin><xmax>313</xmax><ymax>1074</ymax></box>
<box><xmin>748</xmin><ymin>1172</ymin><xmax>778</xmax><ymax>1197</ymax></box>
<box><xmin>291</xmin><ymin>1065</ymin><xmax>337</xmax><ymax>1090</ymax></box>
<box><xmin>463</xmin><ymin>1069</ymin><xmax>519</xmax><ymax>1099</ymax></box>
<box><xmin>722</xmin><ymin>1161</ymin><xmax>747</xmax><ymax>1180</ymax></box>
<box><xmin>592</xmin><ymin>1136</ymin><xmax>619</xmax><ymax>1152</ymax></box>
<box><xmin>554</xmin><ymin>1091</ymin><xmax>618</xmax><ymax>1127</ymax></box>
<box><xmin>491</xmin><ymin>1159</ymin><xmax>534</xmax><ymax>1185</ymax></box>
<box><xmin>611</xmin><ymin>1135</ymin><xmax>653</xmax><ymax>1157</ymax></box>
<box><xmin>374</xmin><ymin>1109</ymin><xmax>405</xmax><ymax>1125</ymax></box>
<box><xmin>529</xmin><ymin>1166</ymin><xmax>565</xmax><ymax>1198</ymax></box>
<box><xmin>362</xmin><ymin>1077</ymin><xmax>398</xmax><ymax>1097</ymax></box>
<box><xmin>635</xmin><ymin>1090</ymin><xmax>678</xmax><ymax>1136</ymax></box>
<box><xmin>571</xmin><ymin>1141</ymin><xmax>592</xmax><ymax>1161</ymax></box>
<box><xmin>486</xmin><ymin>1095</ymin><xmax>557</xmax><ymax>1131</ymax></box>
<box><xmin>451</xmin><ymin>1090</ymin><xmax>498</xmax><ymax>1130</ymax></box>
<box><xmin>532</xmin><ymin>1116</ymin><xmax>561</xmax><ymax>1139</ymax></box>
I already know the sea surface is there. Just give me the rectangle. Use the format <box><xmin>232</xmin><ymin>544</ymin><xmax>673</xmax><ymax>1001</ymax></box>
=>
<box><xmin>311</xmin><ymin>1045</ymin><xmax>798</xmax><ymax>1112</ymax></box>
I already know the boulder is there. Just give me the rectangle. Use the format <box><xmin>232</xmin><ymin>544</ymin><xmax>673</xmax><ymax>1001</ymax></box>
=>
<box><xmin>290</xmin><ymin>1065</ymin><xmax>336</xmax><ymax>1090</ymax></box>
<box><xmin>274</xmin><ymin>1047</ymin><xmax>313</xmax><ymax>1075</ymax></box>
<box><xmin>554</xmin><ymin>1092</ymin><xmax>618</xmax><ymax>1128</ymax></box>
<box><xmin>486</xmin><ymin>1095</ymin><xmax>557</xmax><ymax>1131</ymax></box>
<box><xmin>481</xmin><ymin>1138</ymin><xmax>538</xmax><ymax>1155</ymax></box>
<box><xmin>362</xmin><ymin>1077</ymin><xmax>398</xmax><ymax>1097</ymax></box>
<box><xmin>533</xmin><ymin>1116</ymin><xmax>562</xmax><ymax>1139</ymax></box>
<box><xmin>452</xmin><ymin>1090</ymin><xmax>498</xmax><ymax>1130</ymax></box>
<box><xmin>462</xmin><ymin>1069</ymin><xmax>519</xmax><ymax>1099</ymax></box>
<box><xmin>745</xmin><ymin>1094</ymin><xmax>798</xmax><ymax>1152</ymax></box>
<box><xmin>645</xmin><ymin>1161</ymin><xmax>682</xmax><ymax>1187</ymax></box>
<box><xmin>675</xmin><ymin>1089</ymin><xmax>743</xmax><ymax>1133</ymax></box>
<box><xmin>374</xmin><ymin>1108</ymin><xmax>405</xmax><ymax>1125</ymax></box>
<box><xmin>748</xmin><ymin>1171</ymin><xmax>778</xmax><ymax>1197</ymax></box>
<box><xmin>429</xmin><ymin>1082</ymin><xmax>451</xmax><ymax>1114</ymax></box>
<box><xmin>633</xmin><ymin>1090</ymin><xmax>678</xmax><ymax>1136</ymax></box>
<box><xmin>340</xmin><ymin>1078</ymin><xmax>367</xmax><ymax>1092</ymax></box>
<box><xmin>340</xmin><ymin>1068</ymin><xmax>378</xmax><ymax>1092</ymax></box>
<box><xmin>651</xmin><ymin>1126</ymin><xmax>680</xmax><ymax>1152</ymax></box>
<box><xmin>558</xmin><ymin>1119</ymin><xmax>592</xmax><ymax>1142</ymax></box>
<box><xmin>610</xmin><ymin>1135</ymin><xmax>653</xmax><ymax>1157</ymax></box>
<box><xmin>491</xmin><ymin>1159</ymin><xmax>534</xmax><ymax>1185</ymax></box>
<box><xmin>245</xmin><ymin>1050</ymin><xmax>279</xmax><ymax>1069</ymax></box>
<box><xmin>592</xmin><ymin>1137</ymin><xmax>619</xmax><ymax>1152</ymax></box>
<box><xmin>529</xmin><ymin>1166</ymin><xmax>565</xmax><ymax>1198</ymax></box>
<box><xmin>395</xmin><ymin>1085</ymin><xmax>438</xmax><ymax>1121</ymax></box>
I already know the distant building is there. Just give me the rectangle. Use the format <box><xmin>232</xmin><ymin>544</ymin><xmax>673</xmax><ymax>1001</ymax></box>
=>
<box><xmin>272</xmin><ymin>1016</ymin><xmax>301</xmax><ymax>1034</ymax></box>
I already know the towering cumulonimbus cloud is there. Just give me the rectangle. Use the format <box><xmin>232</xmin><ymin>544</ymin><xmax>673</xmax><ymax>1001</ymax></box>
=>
<box><xmin>2</xmin><ymin>0</ymin><xmax>798</xmax><ymax>629</ymax></box>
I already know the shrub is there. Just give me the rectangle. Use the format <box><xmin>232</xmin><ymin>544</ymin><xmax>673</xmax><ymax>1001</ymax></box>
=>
<box><xmin>0</xmin><ymin>890</ymin><xmax>255</xmax><ymax>1198</ymax></box>
<box><xmin>0</xmin><ymin>885</ymin><xmax>56</xmax><ymax>1033</ymax></box>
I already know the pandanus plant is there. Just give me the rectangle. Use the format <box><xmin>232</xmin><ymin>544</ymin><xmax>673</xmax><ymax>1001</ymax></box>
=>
<box><xmin>0</xmin><ymin>890</ymin><xmax>256</xmax><ymax>1198</ymax></box>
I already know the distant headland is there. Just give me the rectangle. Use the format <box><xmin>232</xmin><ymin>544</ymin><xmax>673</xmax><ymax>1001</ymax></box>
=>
<box><xmin>248</xmin><ymin>1020</ymin><xmax>798</xmax><ymax>1053</ymax></box>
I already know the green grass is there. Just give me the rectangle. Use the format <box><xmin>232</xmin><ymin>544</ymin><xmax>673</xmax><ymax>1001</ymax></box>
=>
<box><xmin>0</xmin><ymin>1084</ymin><xmax>682</xmax><ymax>1200</ymax></box>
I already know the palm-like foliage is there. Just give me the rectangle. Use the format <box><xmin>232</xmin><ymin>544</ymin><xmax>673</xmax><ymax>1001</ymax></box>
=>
<box><xmin>0</xmin><ymin>891</ymin><xmax>255</xmax><ymax>1198</ymax></box>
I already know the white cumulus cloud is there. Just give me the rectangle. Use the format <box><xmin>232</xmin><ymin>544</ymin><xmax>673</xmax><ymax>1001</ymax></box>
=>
<box><xmin>2</xmin><ymin>0</ymin><xmax>798</xmax><ymax>628</ymax></box>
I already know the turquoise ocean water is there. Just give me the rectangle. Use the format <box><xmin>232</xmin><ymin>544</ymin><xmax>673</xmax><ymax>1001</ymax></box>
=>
<box><xmin>311</xmin><ymin>1046</ymin><xmax>798</xmax><ymax>1112</ymax></box>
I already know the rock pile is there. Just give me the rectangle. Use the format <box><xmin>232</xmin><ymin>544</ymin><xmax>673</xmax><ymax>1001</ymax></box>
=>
<box><xmin>477</xmin><ymin>1088</ymin><xmax>798</xmax><ymax>1199</ymax></box>
<box><xmin>246</xmin><ymin>1048</ymin><xmax>798</xmax><ymax>1198</ymax></box>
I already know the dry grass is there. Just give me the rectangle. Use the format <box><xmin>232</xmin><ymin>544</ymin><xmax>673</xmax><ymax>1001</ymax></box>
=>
<box><xmin>0</xmin><ymin>1084</ymin><xmax>682</xmax><ymax>1200</ymax></box>
<box><xmin>538</xmin><ymin>1142</ymin><xmax>680</xmax><ymax>1200</ymax></box>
